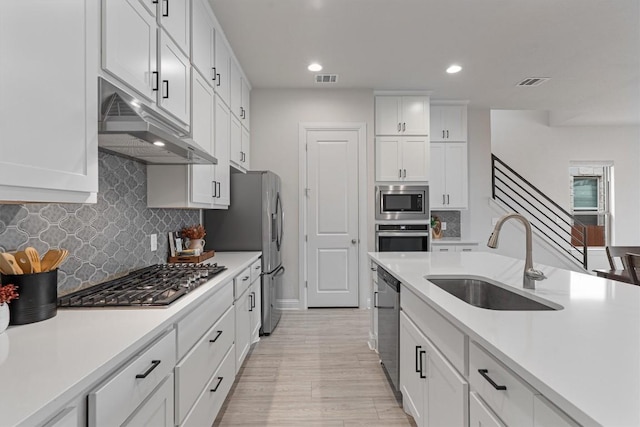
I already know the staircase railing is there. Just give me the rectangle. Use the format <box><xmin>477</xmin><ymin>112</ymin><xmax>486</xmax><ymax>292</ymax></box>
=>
<box><xmin>491</xmin><ymin>154</ymin><xmax>588</xmax><ymax>270</ymax></box>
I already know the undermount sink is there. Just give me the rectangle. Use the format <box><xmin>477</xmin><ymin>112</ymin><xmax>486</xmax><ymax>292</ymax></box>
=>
<box><xmin>426</xmin><ymin>276</ymin><xmax>563</xmax><ymax>311</ymax></box>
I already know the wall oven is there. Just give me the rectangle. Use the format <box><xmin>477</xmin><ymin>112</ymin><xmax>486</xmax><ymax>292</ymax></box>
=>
<box><xmin>375</xmin><ymin>185</ymin><xmax>429</xmax><ymax>221</ymax></box>
<box><xmin>376</xmin><ymin>224</ymin><xmax>430</xmax><ymax>252</ymax></box>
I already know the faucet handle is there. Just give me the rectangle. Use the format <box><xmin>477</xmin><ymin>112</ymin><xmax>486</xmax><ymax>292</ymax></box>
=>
<box><xmin>526</xmin><ymin>268</ymin><xmax>547</xmax><ymax>281</ymax></box>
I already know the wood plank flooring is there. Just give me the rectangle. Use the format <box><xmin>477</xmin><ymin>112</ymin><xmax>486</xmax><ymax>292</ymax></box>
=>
<box><xmin>215</xmin><ymin>309</ymin><xmax>416</xmax><ymax>426</ymax></box>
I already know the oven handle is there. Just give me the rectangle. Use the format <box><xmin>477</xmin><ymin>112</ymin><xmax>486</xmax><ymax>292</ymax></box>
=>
<box><xmin>376</xmin><ymin>232</ymin><xmax>430</xmax><ymax>237</ymax></box>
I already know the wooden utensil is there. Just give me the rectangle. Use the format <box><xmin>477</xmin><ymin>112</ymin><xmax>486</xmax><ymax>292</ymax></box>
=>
<box><xmin>24</xmin><ymin>247</ymin><xmax>41</xmax><ymax>273</ymax></box>
<box><xmin>41</xmin><ymin>249</ymin><xmax>68</xmax><ymax>272</ymax></box>
<box><xmin>50</xmin><ymin>249</ymin><xmax>69</xmax><ymax>270</ymax></box>
<box><xmin>0</xmin><ymin>252</ymin><xmax>24</xmax><ymax>275</ymax></box>
<box><xmin>13</xmin><ymin>250</ymin><xmax>33</xmax><ymax>274</ymax></box>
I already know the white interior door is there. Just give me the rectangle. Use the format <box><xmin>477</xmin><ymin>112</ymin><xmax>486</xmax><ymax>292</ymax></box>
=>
<box><xmin>306</xmin><ymin>128</ymin><xmax>359</xmax><ymax>307</ymax></box>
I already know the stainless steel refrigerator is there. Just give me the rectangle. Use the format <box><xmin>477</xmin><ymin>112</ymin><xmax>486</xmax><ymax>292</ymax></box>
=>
<box><xmin>204</xmin><ymin>171</ymin><xmax>284</xmax><ymax>334</ymax></box>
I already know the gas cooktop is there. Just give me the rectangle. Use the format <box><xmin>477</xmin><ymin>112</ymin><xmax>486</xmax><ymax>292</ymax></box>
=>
<box><xmin>58</xmin><ymin>263</ymin><xmax>226</xmax><ymax>308</ymax></box>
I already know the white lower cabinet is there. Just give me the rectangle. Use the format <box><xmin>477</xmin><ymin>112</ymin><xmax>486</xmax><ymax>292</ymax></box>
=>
<box><xmin>42</xmin><ymin>407</ymin><xmax>79</xmax><ymax>427</ymax></box>
<box><xmin>400</xmin><ymin>311</ymin><xmax>468</xmax><ymax>427</ymax></box>
<box><xmin>123</xmin><ymin>374</ymin><xmax>174</xmax><ymax>427</ymax></box>
<box><xmin>431</xmin><ymin>244</ymin><xmax>477</xmax><ymax>253</ymax></box>
<box><xmin>470</xmin><ymin>391</ymin><xmax>505</xmax><ymax>427</ymax></box>
<box><xmin>234</xmin><ymin>266</ymin><xmax>253</xmax><ymax>373</ymax></box>
<box><xmin>533</xmin><ymin>395</ymin><xmax>580</xmax><ymax>427</ymax></box>
<box><xmin>249</xmin><ymin>259</ymin><xmax>262</xmax><ymax>342</ymax></box>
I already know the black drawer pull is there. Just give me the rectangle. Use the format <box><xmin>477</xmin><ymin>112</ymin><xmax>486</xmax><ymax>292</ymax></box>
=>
<box><xmin>136</xmin><ymin>360</ymin><xmax>161</xmax><ymax>379</ymax></box>
<box><xmin>210</xmin><ymin>376</ymin><xmax>224</xmax><ymax>392</ymax></box>
<box><xmin>152</xmin><ymin>71</ymin><xmax>159</xmax><ymax>91</ymax></box>
<box><xmin>212</xmin><ymin>67</ymin><xmax>216</xmax><ymax>80</ymax></box>
<box><xmin>216</xmin><ymin>73</ymin><xmax>221</xmax><ymax>87</ymax></box>
<box><xmin>162</xmin><ymin>80</ymin><xmax>169</xmax><ymax>99</ymax></box>
<box><xmin>478</xmin><ymin>369</ymin><xmax>507</xmax><ymax>390</ymax></box>
<box><xmin>415</xmin><ymin>345</ymin><xmax>421</xmax><ymax>373</ymax></box>
<box><xmin>419</xmin><ymin>350</ymin><xmax>427</xmax><ymax>378</ymax></box>
<box><xmin>209</xmin><ymin>330</ymin><xmax>223</xmax><ymax>343</ymax></box>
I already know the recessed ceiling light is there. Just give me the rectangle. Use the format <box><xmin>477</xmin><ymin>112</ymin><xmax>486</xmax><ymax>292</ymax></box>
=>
<box><xmin>308</xmin><ymin>63</ymin><xmax>323</xmax><ymax>72</ymax></box>
<box><xmin>153</xmin><ymin>141</ymin><xmax>165</xmax><ymax>147</ymax></box>
<box><xmin>446</xmin><ymin>64</ymin><xmax>462</xmax><ymax>74</ymax></box>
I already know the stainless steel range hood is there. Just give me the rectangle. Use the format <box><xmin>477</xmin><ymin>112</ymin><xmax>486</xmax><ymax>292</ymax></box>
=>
<box><xmin>98</xmin><ymin>78</ymin><xmax>217</xmax><ymax>165</ymax></box>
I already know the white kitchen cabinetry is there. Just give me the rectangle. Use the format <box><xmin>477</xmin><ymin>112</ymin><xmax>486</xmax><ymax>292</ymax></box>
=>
<box><xmin>159</xmin><ymin>30</ymin><xmax>191</xmax><ymax>125</ymax></box>
<box><xmin>230</xmin><ymin>60</ymin><xmax>251</xmax><ymax>128</ymax></box>
<box><xmin>431</xmin><ymin>244</ymin><xmax>477</xmax><ymax>253</ymax></box>
<box><xmin>369</xmin><ymin>262</ymin><xmax>378</xmax><ymax>351</ymax></box>
<box><xmin>400</xmin><ymin>311</ymin><xmax>468</xmax><ymax>427</ymax></box>
<box><xmin>158</xmin><ymin>0</ymin><xmax>190</xmax><ymax>56</ymax></box>
<box><xmin>430</xmin><ymin>142</ymin><xmax>468</xmax><ymax>209</ymax></box>
<box><xmin>249</xmin><ymin>259</ymin><xmax>262</xmax><ymax>342</ymax></box>
<box><xmin>213</xmin><ymin>94</ymin><xmax>231</xmax><ymax>207</ymax></box>
<box><xmin>123</xmin><ymin>375</ymin><xmax>174</xmax><ymax>427</ymax></box>
<box><xmin>88</xmin><ymin>330</ymin><xmax>177</xmax><ymax>427</ymax></box>
<box><xmin>214</xmin><ymin>35</ymin><xmax>232</xmax><ymax>106</ymax></box>
<box><xmin>191</xmin><ymin>0</ymin><xmax>216</xmax><ymax>84</ymax></box>
<box><xmin>234</xmin><ymin>266</ymin><xmax>252</xmax><ymax>373</ymax></box>
<box><xmin>190</xmin><ymin>71</ymin><xmax>216</xmax><ymax>206</ymax></box>
<box><xmin>376</xmin><ymin>96</ymin><xmax>429</xmax><ymax>135</ymax></box>
<box><xmin>430</xmin><ymin>105</ymin><xmax>467</xmax><ymax>142</ymax></box>
<box><xmin>470</xmin><ymin>391</ymin><xmax>505</xmax><ymax>427</ymax></box>
<box><xmin>231</xmin><ymin>115</ymin><xmax>251</xmax><ymax>171</ymax></box>
<box><xmin>42</xmin><ymin>407</ymin><xmax>79</xmax><ymax>427</ymax></box>
<box><xmin>0</xmin><ymin>0</ymin><xmax>98</xmax><ymax>203</ymax></box>
<box><xmin>376</xmin><ymin>136</ymin><xmax>429</xmax><ymax>182</ymax></box>
<box><xmin>534</xmin><ymin>395</ymin><xmax>580</xmax><ymax>427</ymax></box>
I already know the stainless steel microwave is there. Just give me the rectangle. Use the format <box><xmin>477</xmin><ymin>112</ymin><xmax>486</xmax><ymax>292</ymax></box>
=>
<box><xmin>375</xmin><ymin>185</ymin><xmax>429</xmax><ymax>221</ymax></box>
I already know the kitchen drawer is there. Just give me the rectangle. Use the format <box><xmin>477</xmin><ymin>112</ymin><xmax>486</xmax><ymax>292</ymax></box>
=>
<box><xmin>250</xmin><ymin>258</ymin><xmax>262</xmax><ymax>283</ymax></box>
<box><xmin>234</xmin><ymin>265</ymin><xmax>252</xmax><ymax>300</ymax></box>
<box><xmin>175</xmin><ymin>305</ymin><xmax>235</xmax><ymax>424</ymax></box>
<box><xmin>123</xmin><ymin>374</ymin><xmax>174</xmax><ymax>427</ymax></box>
<box><xmin>182</xmin><ymin>344</ymin><xmax>236</xmax><ymax>427</ymax></box>
<box><xmin>88</xmin><ymin>329</ymin><xmax>176</xmax><ymax>427</ymax></box>
<box><xmin>469</xmin><ymin>341</ymin><xmax>536</xmax><ymax>427</ymax></box>
<box><xmin>401</xmin><ymin>284</ymin><xmax>466</xmax><ymax>374</ymax></box>
<box><xmin>176</xmin><ymin>281</ymin><xmax>233</xmax><ymax>359</ymax></box>
<box><xmin>470</xmin><ymin>391</ymin><xmax>506</xmax><ymax>427</ymax></box>
<box><xmin>533</xmin><ymin>395</ymin><xmax>579</xmax><ymax>427</ymax></box>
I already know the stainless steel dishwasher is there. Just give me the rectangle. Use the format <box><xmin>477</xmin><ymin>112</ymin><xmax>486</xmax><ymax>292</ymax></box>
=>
<box><xmin>376</xmin><ymin>266</ymin><xmax>401</xmax><ymax>399</ymax></box>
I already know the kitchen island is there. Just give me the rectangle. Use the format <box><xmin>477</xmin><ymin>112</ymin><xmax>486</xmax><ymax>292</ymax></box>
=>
<box><xmin>0</xmin><ymin>252</ymin><xmax>260</xmax><ymax>427</ymax></box>
<box><xmin>370</xmin><ymin>251</ymin><xmax>639</xmax><ymax>427</ymax></box>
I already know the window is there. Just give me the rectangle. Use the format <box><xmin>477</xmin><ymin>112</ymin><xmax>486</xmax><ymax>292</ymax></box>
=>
<box><xmin>572</xmin><ymin>177</ymin><xmax>599</xmax><ymax>211</ymax></box>
<box><xmin>569</xmin><ymin>164</ymin><xmax>612</xmax><ymax>247</ymax></box>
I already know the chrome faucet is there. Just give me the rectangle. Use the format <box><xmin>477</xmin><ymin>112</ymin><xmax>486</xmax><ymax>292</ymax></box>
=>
<box><xmin>487</xmin><ymin>213</ymin><xmax>547</xmax><ymax>289</ymax></box>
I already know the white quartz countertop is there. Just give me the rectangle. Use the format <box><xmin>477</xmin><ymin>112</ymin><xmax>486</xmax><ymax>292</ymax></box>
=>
<box><xmin>369</xmin><ymin>251</ymin><xmax>640</xmax><ymax>427</ymax></box>
<box><xmin>0</xmin><ymin>252</ymin><xmax>261</xmax><ymax>427</ymax></box>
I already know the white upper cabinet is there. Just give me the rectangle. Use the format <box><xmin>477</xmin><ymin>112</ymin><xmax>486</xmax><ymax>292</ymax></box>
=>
<box><xmin>214</xmin><ymin>35</ymin><xmax>231</xmax><ymax>106</ymax></box>
<box><xmin>159</xmin><ymin>30</ymin><xmax>191</xmax><ymax>125</ymax></box>
<box><xmin>213</xmin><ymin>95</ymin><xmax>231</xmax><ymax>208</ymax></box>
<box><xmin>376</xmin><ymin>96</ymin><xmax>429</xmax><ymax>135</ymax></box>
<box><xmin>430</xmin><ymin>105</ymin><xmax>467</xmax><ymax>142</ymax></box>
<box><xmin>241</xmin><ymin>78</ymin><xmax>251</xmax><ymax>128</ymax></box>
<box><xmin>158</xmin><ymin>0</ymin><xmax>190</xmax><ymax>56</ymax></box>
<box><xmin>0</xmin><ymin>0</ymin><xmax>98</xmax><ymax>203</ymax></box>
<box><xmin>190</xmin><ymin>71</ymin><xmax>216</xmax><ymax>206</ymax></box>
<box><xmin>430</xmin><ymin>142</ymin><xmax>468</xmax><ymax>209</ymax></box>
<box><xmin>191</xmin><ymin>0</ymin><xmax>216</xmax><ymax>83</ymax></box>
<box><xmin>230</xmin><ymin>60</ymin><xmax>251</xmax><ymax>129</ymax></box>
<box><xmin>102</xmin><ymin>0</ymin><xmax>158</xmax><ymax>102</ymax></box>
<box><xmin>376</xmin><ymin>136</ymin><xmax>429</xmax><ymax>182</ymax></box>
<box><xmin>230</xmin><ymin>116</ymin><xmax>250</xmax><ymax>172</ymax></box>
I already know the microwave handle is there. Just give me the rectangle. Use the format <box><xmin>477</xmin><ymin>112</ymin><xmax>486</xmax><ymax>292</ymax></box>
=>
<box><xmin>376</xmin><ymin>232</ymin><xmax>430</xmax><ymax>237</ymax></box>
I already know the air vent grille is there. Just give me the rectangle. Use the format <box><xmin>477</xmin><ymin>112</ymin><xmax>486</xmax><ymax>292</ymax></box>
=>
<box><xmin>516</xmin><ymin>77</ymin><xmax>550</xmax><ymax>87</ymax></box>
<box><xmin>315</xmin><ymin>74</ymin><xmax>339</xmax><ymax>84</ymax></box>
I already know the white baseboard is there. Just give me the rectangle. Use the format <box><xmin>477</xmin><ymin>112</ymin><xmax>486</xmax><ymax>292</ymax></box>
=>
<box><xmin>278</xmin><ymin>299</ymin><xmax>302</xmax><ymax>310</ymax></box>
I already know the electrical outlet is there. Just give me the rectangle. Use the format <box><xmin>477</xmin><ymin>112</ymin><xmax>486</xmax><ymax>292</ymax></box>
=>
<box><xmin>441</xmin><ymin>222</ymin><xmax>447</xmax><ymax>231</ymax></box>
<box><xmin>150</xmin><ymin>234</ymin><xmax>158</xmax><ymax>252</ymax></box>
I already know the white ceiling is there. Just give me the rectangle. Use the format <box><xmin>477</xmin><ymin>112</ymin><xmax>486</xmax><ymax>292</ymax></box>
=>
<box><xmin>210</xmin><ymin>0</ymin><xmax>640</xmax><ymax>126</ymax></box>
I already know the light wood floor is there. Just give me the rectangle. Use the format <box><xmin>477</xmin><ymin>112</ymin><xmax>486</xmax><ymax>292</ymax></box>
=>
<box><xmin>215</xmin><ymin>308</ymin><xmax>416</xmax><ymax>426</ymax></box>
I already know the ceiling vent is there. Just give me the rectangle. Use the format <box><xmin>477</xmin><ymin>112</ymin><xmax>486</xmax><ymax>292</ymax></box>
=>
<box><xmin>516</xmin><ymin>77</ymin><xmax>550</xmax><ymax>87</ymax></box>
<box><xmin>315</xmin><ymin>74</ymin><xmax>339</xmax><ymax>84</ymax></box>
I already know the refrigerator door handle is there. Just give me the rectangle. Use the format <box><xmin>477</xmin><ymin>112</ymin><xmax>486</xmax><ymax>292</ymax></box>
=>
<box><xmin>276</xmin><ymin>192</ymin><xmax>284</xmax><ymax>250</ymax></box>
<box><xmin>274</xmin><ymin>265</ymin><xmax>285</xmax><ymax>277</ymax></box>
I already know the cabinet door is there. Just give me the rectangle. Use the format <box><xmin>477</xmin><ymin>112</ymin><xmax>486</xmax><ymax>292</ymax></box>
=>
<box><xmin>440</xmin><ymin>106</ymin><xmax>466</xmax><ymax>141</ymax></box>
<box><xmin>533</xmin><ymin>396</ymin><xmax>579</xmax><ymax>427</ymax></box>
<box><xmin>43</xmin><ymin>407</ymin><xmax>79</xmax><ymax>427</ymax></box>
<box><xmin>191</xmin><ymin>0</ymin><xmax>215</xmax><ymax>83</ymax></box>
<box><xmin>375</xmin><ymin>96</ymin><xmax>402</xmax><ymax>135</ymax></box>
<box><xmin>470</xmin><ymin>392</ymin><xmax>505</xmax><ymax>427</ymax></box>
<box><xmin>400</xmin><ymin>312</ymin><xmax>426</xmax><ymax>426</ymax></box>
<box><xmin>250</xmin><ymin>279</ymin><xmax>262</xmax><ymax>342</ymax></box>
<box><xmin>190</xmin><ymin>72</ymin><xmax>214</xmax><ymax>206</ymax></box>
<box><xmin>429</xmin><ymin>143</ymin><xmax>446</xmax><ymax>208</ymax></box>
<box><xmin>123</xmin><ymin>375</ymin><xmax>174</xmax><ymax>427</ymax></box>
<box><xmin>102</xmin><ymin>0</ymin><xmax>157</xmax><ymax>101</ymax></box>
<box><xmin>444</xmin><ymin>143</ymin><xmax>468</xmax><ymax>209</ymax></box>
<box><xmin>230</xmin><ymin>115</ymin><xmax>243</xmax><ymax>167</ymax></box>
<box><xmin>159</xmin><ymin>30</ymin><xmax>191</xmax><ymax>124</ymax></box>
<box><xmin>430</xmin><ymin>107</ymin><xmax>445</xmax><ymax>142</ymax></box>
<box><xmin>375</xmin><ymin>137</ymin><xmax>402</xmax><ymax>181</ymax></box>
<box><xmin>234</xmin><ymin>289</ymin><xmax>251</xmax><ymax>373</ymax></box>
<box><xmin>401</xmin><ymin>96</ymin><xmax>429</xmax><ymax>135</ymax></box>
<box><xmin>214</xmin><ymin>35</ymin><xmax>231</xmax><ymax>106</ymax></box>
<box><xmin>158</xmin><ymin>0</ymin><xmax>190</xmax><ymax>55</ymax></box>
<box><xmin>213</xmin><ymin>95</ymin><xmax>231</xmax><ymax>208</ymax></box>
<box><xmin>401</xmin><ymin>137</ymin><xmax>429</xmax><ymax>181</ymax></box>
<box><xmin>242</xmin><ymin>126</ymin><xmax>251</xmax><ymax>170</ymax></box>
<box><xmin>0</xmin><ymin>0</ymin><xmax>98</xmax><ymax>203</ymax></box>
<box><xmin>425</xmin><ymin>338</ymin><xmax>468</xmax><ymax>427</ymax></box>
<box><xmin>241</xmin><ymin>78</ymin><xmax>251</xmax><ymax>129</ymax></box>
<box><xmin>230</xmin><ymin>60</ymin><xmax>243</xmax><ymax>120</ymax></box>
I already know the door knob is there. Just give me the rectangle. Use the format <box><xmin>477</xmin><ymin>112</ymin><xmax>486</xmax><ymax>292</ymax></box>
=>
<box><xmin>351</xmin><ymin>239</ymin><xmax>357</xmax><ymax>244</ymax></box>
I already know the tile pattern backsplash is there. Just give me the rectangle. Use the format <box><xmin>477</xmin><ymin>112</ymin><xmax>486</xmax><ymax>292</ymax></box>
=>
<box><xmin>0</xmin><ymin>151</ymin><xmax>200</xmax><ymax>294</ymax></box>
<box><xmin>431</xmin><ymin>210</ymin><xmax>461</xmax><ymax>238</ymax></box>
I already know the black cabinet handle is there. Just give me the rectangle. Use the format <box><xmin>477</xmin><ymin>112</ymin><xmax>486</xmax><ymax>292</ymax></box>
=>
<box><xmin>216</xmin><ymin>73</ymin><xmax>221</xmax><ymax>87</ymax></box>
<box><xmin>216</xmin><ymin>181</ymin><xmax>221</xmax><ymax>198</ymax></box>
<box><xmin>152</xmin><ymin>0</ymin><xmax>158</xmax><ymax>3</ymax></box>
<box><xmin>136</xmin><ymin>360</ymin><xmax>161</xmax><ymax>379</ymax></box>
<box><xmin>373</xmin><ymin>291</ymin><xmax>378</xmax><ymax>308</ymax></box>
<box><xmin>162</xmin><ymin>80</ymin><xmax>169</xmax><ymax>99</ymax></box>
<box><xmin>162</xmin><ymin>0</ymin><xmax>169</xmax><ymax>16</ymax></box>
<box><xmin>478</xmin><ymin>369</ymin><xmax>507</xmax><ymax>390</ymax></box>
<box><xmin>442</xmin><ymin>130</ymin><xmax>445</xmax><ymax>138</ymax></box>
<box><xmin>447</xmin><ymin>194</ymin><xmax>450</xmax><ymax>205</ymax></box>
<box><xmin>446</xmin><ymin>130</ymin><xmax>449</xmax><ymax>138</ymax></box>
<box><xmin>212</xmin><ymin>67</ymin><xmax>217</xmax><ymax>81</ymax></box>
<box><xmin>419</xmin><ymin>350</ymin><xmax>427</xmax><ymax>378</ymax></box>
<box><xmin>402</xmin><ymin>122</ymin><xmax>406</xmax><ymax>132</ymax></box>
<box><xmin>249</xmin><ymin>292</ymin><xmax>254</xmax><ymax>311</ymax></box>
<box><xmin>397</xmin><ymin>123</ymin><xmax>401</xmax><ymax>132</ymax></box>
<box><xmin>210</xmin><ymin>376</ymin><xmax>224</xmax><ymax>392</ymax></box>
<box><xmin>415</xmin><ymin>346</ymin><xmax>422</xmax><ymax>373</ymax></box>
<box><xmin>209</xmin><ymin>330</ymin><xmax>223</xmax><ymax>343</ymax></box>
<box><xmin>212</xmin><ymin>181</ymin><xmax>217</xmax><ymax>198</ymax></box>
<box><xmin>242</xmin><ymin>275</ymin><xmax>249</xmax><ymax>281</ymax></box>
<box><xmin>399</xmin><ymin>169</ymin><xmax>402</xmax><ymax>178</ymax></box>
<box><xmin>152</xmin><ymin>71</ymin><xmax>159</xmax><ymax>91</ymax></box>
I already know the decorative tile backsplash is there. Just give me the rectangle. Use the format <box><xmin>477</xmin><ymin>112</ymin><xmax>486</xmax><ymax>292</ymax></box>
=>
<box><xmin>0</xmin><ymin>151</ymin><xmax>200</xmax><ymax>294</ymax></box>
<box><xmin>431</xmin><ymin>210</ymin><xmax>461</xmax><ymax>238</ymax></box>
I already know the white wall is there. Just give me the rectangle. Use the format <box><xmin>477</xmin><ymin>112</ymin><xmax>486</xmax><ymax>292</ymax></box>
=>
<box><xmin>250</xmin><ymin>89</ymin><xmax>375</xmax><ymax>309</ymax></box>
